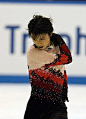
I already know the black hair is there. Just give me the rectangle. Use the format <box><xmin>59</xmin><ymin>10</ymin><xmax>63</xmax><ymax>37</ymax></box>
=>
<box><xmin>28</xmin><ymin>15</ymin><xmax>54</xmax><ymax>36</ymax></box>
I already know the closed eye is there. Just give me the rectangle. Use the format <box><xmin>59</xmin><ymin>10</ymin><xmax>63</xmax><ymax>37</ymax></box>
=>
<box><xmin>40</xmin><ymin>38</ymin><xmax>44</xmax><ymax>40</ymax></box>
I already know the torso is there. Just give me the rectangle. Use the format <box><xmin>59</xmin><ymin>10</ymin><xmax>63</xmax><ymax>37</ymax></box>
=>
<box><xmin>27</xmin><ymin>45</ymin><xmax>68</xmax><ymax>104</ymax></box>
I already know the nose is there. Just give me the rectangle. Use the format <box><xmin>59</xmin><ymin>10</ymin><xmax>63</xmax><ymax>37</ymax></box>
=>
<box><xmin>36</xmin><ymin>40</ymin><xmax>42</xmax><ymax>46</ymax></box>
<box><xmin>37</xmin><ymin>38</ymin><xmax>40</xmax><ymax>42</ymax></box>
<box><xmin>37</xmin><ymin>39</ymin><xmax>42</xmax><ymax>44</ymax></box>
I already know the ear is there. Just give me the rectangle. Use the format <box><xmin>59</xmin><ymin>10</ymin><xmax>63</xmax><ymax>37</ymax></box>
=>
<box><xmin>50</xmin><ymin>31</ymin><xmax>53</xmax><ymax>37</ymax></box>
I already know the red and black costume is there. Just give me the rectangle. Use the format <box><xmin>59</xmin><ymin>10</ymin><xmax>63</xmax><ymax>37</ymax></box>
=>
<box><xmin>24</xmin><ymin>33</ymin><xmax>72</xmax><ymax>119</ymax></box>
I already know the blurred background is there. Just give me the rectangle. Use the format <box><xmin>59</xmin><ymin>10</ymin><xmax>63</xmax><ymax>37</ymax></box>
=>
<box><xmin>0</xmin><ymin>0</ymin><xmax>86</xmax><ymax>119</ymax></box>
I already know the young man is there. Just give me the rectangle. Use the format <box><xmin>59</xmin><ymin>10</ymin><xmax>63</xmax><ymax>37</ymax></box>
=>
<box><xmin>24</xmin><ymin>15</ymin><xmax>72</xmax><ymax>119</ymax></box>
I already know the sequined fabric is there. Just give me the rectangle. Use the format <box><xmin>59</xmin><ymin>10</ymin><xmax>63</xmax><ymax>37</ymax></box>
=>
<box><xmin>24</xmin><ymin>34</ymin><xmax>72</xmax><ymax>119</ymax></box>
<box><xmin>27</xmin><ymin>43</ymin><xmax>72</xmax><ymax>104</ymax></box>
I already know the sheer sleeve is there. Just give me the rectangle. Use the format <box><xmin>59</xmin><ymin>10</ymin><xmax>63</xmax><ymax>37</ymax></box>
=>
<box><xmin>27</xmin><ymin>38</ymin><xmax>72</xmax><ymax>69</ymax></box>
<box><xmin>46</xmin><ymin>33</ymin><xmax>72</xmax><ymax>67</ymax></box>
<box><xmin>44</xmin><ymin>43</ymin><xmax>72</xmax><ymax>67</ymax></box>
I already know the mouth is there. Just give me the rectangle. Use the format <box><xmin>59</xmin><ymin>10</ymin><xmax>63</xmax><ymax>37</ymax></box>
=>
<box><xmin>38</xmin><ymin>46</ymin><xmax>43</xmax><ymax>49</ymax></box>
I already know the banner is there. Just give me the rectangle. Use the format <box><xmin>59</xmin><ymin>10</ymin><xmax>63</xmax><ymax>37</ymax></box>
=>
<box><xmin>0</xmin><ymin>2</ymin><xmax>86</xmax><ymax>83</ymax></box>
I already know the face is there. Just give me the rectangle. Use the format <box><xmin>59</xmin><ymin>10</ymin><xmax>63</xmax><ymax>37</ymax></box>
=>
<box><xmin>31</xmin><ymin>33</ymin><xmax>51</xmax><ymax>50</ymax></box>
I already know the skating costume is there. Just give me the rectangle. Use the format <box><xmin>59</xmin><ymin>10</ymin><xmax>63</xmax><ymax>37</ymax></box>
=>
<box><xmin>24</xmin><ymin>34</ymin><xmax>72</xmax><ymax>119</ymax></box>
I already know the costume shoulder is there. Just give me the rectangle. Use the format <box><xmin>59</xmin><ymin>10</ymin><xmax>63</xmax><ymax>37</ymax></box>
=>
<box><xmin>27</xmin><ymin>45</ymin><xmax>57</xmax><ymax>67</ymax></box>
<box><xmin>27</xmin><ymin>45</ymin><xmax>35</xmax><ymax>54</ymax></box>
<box><xmin>27</xmin><ymin>45</ymin><xmax>42</xmax><ymax>59</ymax></box>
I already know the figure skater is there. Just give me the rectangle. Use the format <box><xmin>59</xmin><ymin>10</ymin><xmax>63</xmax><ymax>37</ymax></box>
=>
<box><xmin>24</xmin><ymin>15</ymin><xmax>72</xmax><ymax>119</ymax></box>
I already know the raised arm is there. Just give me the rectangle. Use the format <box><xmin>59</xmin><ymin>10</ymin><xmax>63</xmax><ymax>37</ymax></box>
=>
<box><xmin>46</xmin><ymin>33</ymin><xmax>72</xmax><ymax>67</ymax></box>
<box><xmin>27</xmin><ymin>34</ymin><xmax>72</xmax><ymax>69</ymax></box>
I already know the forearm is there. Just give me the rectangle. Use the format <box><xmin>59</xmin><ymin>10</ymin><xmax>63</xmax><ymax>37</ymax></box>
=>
<box><xmin>44</xmin><ymin>34</ymin><xmax>72</xmax><ymax>67</ymax></box>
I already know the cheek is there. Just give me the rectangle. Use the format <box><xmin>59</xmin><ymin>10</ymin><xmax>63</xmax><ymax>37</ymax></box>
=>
<box><xmin>46</xmin><ymin>39</ymin><xmax>50</xmax><ymax>44</ymax></box>
<box><xmin>42</xmin><ymin>41</ymin><xmax>47</xmax><ymax>45</ymax></box>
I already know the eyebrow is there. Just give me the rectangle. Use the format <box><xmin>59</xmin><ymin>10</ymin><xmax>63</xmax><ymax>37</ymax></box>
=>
<box><xmin>32</xmin><ymin>36</ymin><xmax>37</xmax><ymax>40</ymax></box>
<box><xmin>33</xmin><ymin>36</ymin><xmax>45</xmax><ymax>39</ymax></box>
<box><xmin>40</xmin><ymin>36</ymin><xmax>44</xmax><ymax>39</ymax></box>
<box><xmin>32</xmin><ymin>34</ymin><xmax>46</xmax><ymax>40</ymax></box>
